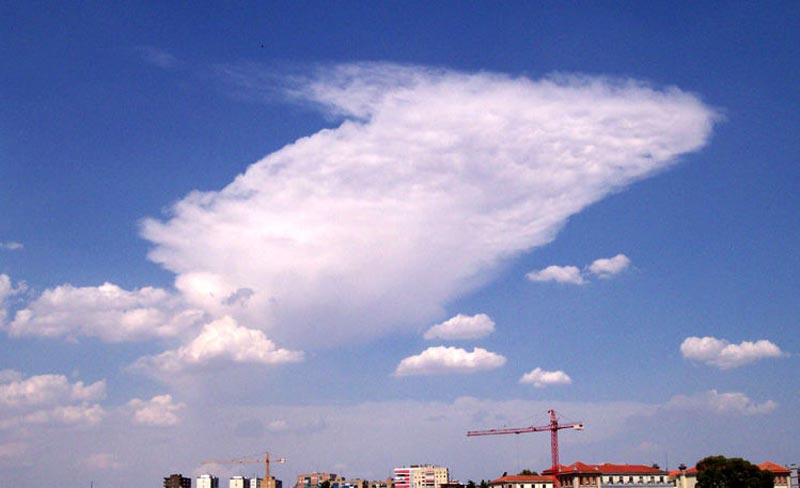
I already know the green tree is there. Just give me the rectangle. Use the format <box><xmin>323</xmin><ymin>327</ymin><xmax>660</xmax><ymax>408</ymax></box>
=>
<box><xmin>467</xmin><ymin>480</ymin><xmax>477</xmax><ymax>488</ymax></box>
<box><xmin>518</xmin><ymin>470</ymin><xmax>539</xmax><ymax>476</ymax></box>
<box><xmin>319</xmin><ymin>481</ymin><xmax>331</xmax><ymax>488</ymax></box>
<box><xmin>696</xmin><ymin>456</ymin><xmax>773</xmax><ymax>488</ymax></box>
<box><xmin>479</xmin><ymin>480</ymin><xmax>488</xmax><ymax>488</ymax></box>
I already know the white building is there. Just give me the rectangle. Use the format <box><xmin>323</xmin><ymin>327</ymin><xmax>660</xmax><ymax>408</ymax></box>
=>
<box><xmin>394</xmin><ymin>465</ymin><xmax>449</xmax><ymax>488</ymax></box>
<box><xmin>198</xmin><ymin>474</ymin><xmax>220</xmax><ymax>488</ymax></box>
<box><xmin>489</xmin><ymin>474</ymin><xmax>555</xmax><ymax>488</ymax></box>
<box><xmin>231</xmin><ymin>476</ymin><xmax>252</xmax><ymax>488</ymax></box>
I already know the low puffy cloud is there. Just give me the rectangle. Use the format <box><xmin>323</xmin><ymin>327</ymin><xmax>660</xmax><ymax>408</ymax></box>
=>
<box><xmin>519</xmin><ymin>367</ymin><xmax>573</xmax><ymax>388</ymax></box>
<box><xmin>526</xmin><ymin>265</ymin><xmax>585</xmax><ymax>285</ymax></box>
<box><xmin>394</xmin><ymin>346</ymin><xmax>506</xmax><ymax>376</ymax></box>
<box><xmin>127</xmin><ymin>394</ymin><xmax>186</xmax><ymax>426</ymax></box>
<box><xmin>527</xmin><ymin>254</ymin><xmax>631</xmax><ymax>285</ymax></box>
<box><xmin>0</xmin><ymin>371</ymin><xmax>106</xmax><ymax>429</ymax></box>
<box><xmin>6</xmin><ymin>282</ymin><xmax>204</xmax><ymax>342</ymax></box>
<box><xmin>423</xmin><ymin>313</ymin><xmax>495</xmax><ymax>340</ymax></box>
<box><xmin>142</xmin><ymin>63</ymin><xmax>715</xmax><ymax>347</ymax></box>
<box><xmin>680</xmin><ymin>336</ymin><xmax>785</xmax><ymax>369</ymax></box>
<box><xmin>665</xmin><ymin>389</ymin><xmax>777</xmax><ymax>415</ymax></box>
<box><xmin>0</xmin><ymin>372</ymin><xmax>105</xmax><ymax>409</ymax></box>
<box><xmin>0</xmin><ymin>274</ymin><xmax>25</xmax><ymax>324</ymax></box>
<box><xmin>133</xmin><ymin>316</ymin><xmax>304</xmax><ymax>375</ymax></box>
<box><xmin>588</xmin><ymin>254</ymin><xmax>631</xmax><ymax>277</ymax></box>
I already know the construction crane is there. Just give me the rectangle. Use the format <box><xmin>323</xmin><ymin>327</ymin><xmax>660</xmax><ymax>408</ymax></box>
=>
<box><xmin>202</xmin><ymin>452</ymin><xmax>286</xmax><ymax>488</ymax></box>
<box><xmin>467</xmin><ymin>409</ymin><xmax>583</xmax><ymax>488</ymax></box>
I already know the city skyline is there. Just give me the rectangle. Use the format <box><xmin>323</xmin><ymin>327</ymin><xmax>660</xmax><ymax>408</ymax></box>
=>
<box><xmin>1</xmin><ymin>2</ymin><xmax>799</xmax><ymax>487</ymax></box>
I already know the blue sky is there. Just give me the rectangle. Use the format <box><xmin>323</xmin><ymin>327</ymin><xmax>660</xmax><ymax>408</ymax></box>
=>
<box><xmin>1</xmin><ymin>2</ymin><xmax>799</xmax><ymax>487</ymax></box>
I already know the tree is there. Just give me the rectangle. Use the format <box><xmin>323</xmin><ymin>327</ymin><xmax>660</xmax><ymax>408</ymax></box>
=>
<box><xmin>696</xmin><ymin>456</ymin><xmax>774</xmax><ymax>488</ymax></box>
<box><xmin>479</xmin><ymin>480</ymin><xmax>489</xmax><ymax>488</ymax></box>
<box><xmin>467</xmin><ymin>480</ymin><xmax>476</xmax><ymax>488</ymax></box>
<box><xmin>319</xmin><ymin>481</ymin><xmax>331</xmax><ymax>488</ymax></box>
<box><xmin>518</xmin><ymin>470</ymin><xmax>539</xmax><ymax>476</ymax></box>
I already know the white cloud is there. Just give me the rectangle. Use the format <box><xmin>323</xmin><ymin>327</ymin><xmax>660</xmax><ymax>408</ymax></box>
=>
<box><xmin>0</xmin><ymin>373</ymin><xmax>105</xmax><ymax>409</ymax></box>
<box><xmin>423</xmin><ymin>313</ymin><xmax>495</xmax><ymax>340</ymax></box>
<box><xmin>680</xmin><ymin>336</ymin><xmax>785</xmax><ymax>369</ymax></box>
<box><xmin>526</xmin><ymin>265</ymin><xmax>586</xmax><ymax>285</ymax></box>
<box><xmin>127</xmin><ymin>394</ymin><xmax>186</xmax><ymax>426</ymax></box>
<box><xmin>0</xmin><ymin>371</ymin><xmax>106</xmax><ymax>429</ymax></box>
<box><xmin>0</xmin><ymin>242</ymin><xmax>23</xmax><ymax>251</ymax></box>
<box><xmin>588</xmin><ymin>253</ymin><xmax>631</xmax><ymax>277</ymax></box>
<box><xmin>133</xmin><ymin>316</ymin><xmax>304</xmax><ymax>374</ymax></box>
<box><xmin>141</xmin><ymin>63</ymin><xmax>716</xmax><ymax>347</ymax></box>
<box><xmin>6</xmin><ymin>282</ymin><xmax>204</xmax><ymax>342</ymax></box>
<box><xmin>665</xmin><ymin>389</ymin><xmax>777</xmax><ymax>415</ymax></box>
<box><xmin>0</xmin><ymin>274</ymin><xmax>25</xmax><ymax>324</ymax></box>
<box><xmin>519</xmin><ymin>367</ymin><xmax>573</xmax><ymax>388</ymax></box>
<box><xmin>394</xmin><ymin>346</ymin><xmax>506</xmax><ymax>376</ymax></box>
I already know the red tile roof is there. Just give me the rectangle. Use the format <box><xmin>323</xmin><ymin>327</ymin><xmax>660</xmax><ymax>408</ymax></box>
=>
<box><xmin>759</xmin><ymin>462</ymin><xmax>790</xmax><ymax>475</ymax></box>
<box><xmin>489</xmin><ymin>475</ymin><xmax>556</xmax><ymax>484</ymax></box>
<box><xmin>668</xmin><ymin>468</ymin><xmax>698</xmax><ymax>477</ymax></box>
<box><xmin>543</xmin><ymin>463</ymin><xmax>667</xmax><ymax>475</ymax></box>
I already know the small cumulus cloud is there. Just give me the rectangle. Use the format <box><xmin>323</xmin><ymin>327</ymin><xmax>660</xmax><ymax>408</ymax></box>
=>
<box><xmin>664</xmin><ymin>389</ymin><xmax>777</xmax><ymax>416</ymax></box>
<box><xmin>423</xmin><ymin>313</ymin><xmax>495</xmax><ymax>340</ymax></box>
<box><xmin>133</xmin><ymin>316</ymin><xmax>304</xmax><ymax>375</ymax></box>
<box><xmin>519</xmin><ymin>367</ymin><xmax>572</xmax><ymax>388</ymax></box>
<box><xmin>527</xmin><ymin>254</ymin><xmax>631</xmax><ymax>285</ymax></box>
<box><xmin>588</xmin><ymin>254</ymin><xmax>631</xmax><ymax>278</ymax></box>
<box><xmin>128</xmin><ymin>394</ymin><xmax>186</xmax><ymax>426</ymax></box>
<box><xmin>394</xmin><ymin>346</ymin><xmax>506</xmax><ymax>376</ymax></box>
<box><xmin>526</xmin><ymin>265</ymin><xmax>585</xmax><ymax>285</ymax></box>
<box><xmin>680</xmin><ymin>336</ymin><xmax>785</xmax><ymax>369</ymax></box>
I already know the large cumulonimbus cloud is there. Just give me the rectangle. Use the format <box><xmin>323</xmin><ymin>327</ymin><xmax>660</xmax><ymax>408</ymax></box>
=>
<box><xmin>142</xmin><ymin>63</ymin><xmax>717</xmax><ymax>347</ymax></box>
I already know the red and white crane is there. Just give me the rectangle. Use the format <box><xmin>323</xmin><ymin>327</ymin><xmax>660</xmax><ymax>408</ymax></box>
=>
<box><xmin>467</xmin><ymin>409</ymin><xmax>583</xmax><ymax>488</ymax></box>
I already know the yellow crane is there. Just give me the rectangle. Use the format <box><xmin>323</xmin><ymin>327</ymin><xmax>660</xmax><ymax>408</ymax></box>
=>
<box><xmin>202</xmin><ymin>452</ymin><xmax>286</xmax><ymax>488</ymax></box>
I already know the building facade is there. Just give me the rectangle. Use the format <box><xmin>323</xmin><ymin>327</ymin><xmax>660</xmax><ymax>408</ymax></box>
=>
<box><xmin>297</xmin><ymin>473</ymin><xmax>338</xmax><ymax>488</ymax></box>
<box><xmin>165</xmin><ymin>474</ymin><xmax>192</xmax><ymax>488</ymax></box>
<box><xmin>489</xmin><ymin>474</ymin><xmax>555</xmax><ymax>488</ymax></box>
<box><xmin>231</xmin><ymin>476</ymin><xmax>252</xmax><ymax>488</ymax></box>
<box><xmin>394</xmin><ymin>465</ymin><xmax>449</xmax><ymax>488</ymax></box>
<box><xmin>543</xmin><ymin>463</ymin><xmax>670</xmax><ymax>488</ymax></box>
<box><xmin>197</xmin><ymin>474</ymin><xmax>220</xmax><ymax>488</ymax></box>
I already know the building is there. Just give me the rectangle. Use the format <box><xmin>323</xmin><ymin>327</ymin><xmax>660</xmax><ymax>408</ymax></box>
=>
<box><xmin>331</xmin><ymin>477</ymin><xmax>368</xmax><ymax>488</ymax></box>
<box><xmin>542</xmin><ymin>463</ymin><xmax>670</xmax><ymax>488</ymax></box>
<box><xmin>394</xmin><ymin>465</ymin><xmax>450</xmax><ymax>488</ymax></box>
<box><xmin>197</xmin><ymin>475</ymin><xmax>220</xmax><ymax>488</ymax></box>
<box><xmin>165</xmin><ymin>474</ymin><xmax>192</xmax><ymax>488</ymax></box>
<box><xmin>297</xmin><ymin>473</ymin><xmax>338</xmax><ymax>488</ymax></box>
<box><xmin>670</xmin><ymin>461</ymin><xmax>792</xmax><ymax>488</ymax></box>
<box><xmin>489</xmin><ymin>474</ymin><xmax>555</xmax><ymax>488</ymax></box>
<box><xmin>760</xmin><ymin>462</ymin><xmax>792</xmax><ymax>488</ymax></box>
<box><xmin>231</xmin><ymin>476</ymin><xmax>252</xmax><ymax>488</ymax></box>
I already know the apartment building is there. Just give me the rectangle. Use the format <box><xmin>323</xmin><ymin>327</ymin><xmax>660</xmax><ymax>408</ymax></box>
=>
<box><xmin>165</xmin><ymin>474</ymin><xmax>192</xmax><ymax>488</ymax></box>
<box><xmin>297</xmin><ymin>473</ymin><xmax>338</xmax><ymax>488</ymax></box>
<box><xmin>197</xmin><ymin>474</ymin><xmax>220</xmax><ymax>488</ymax></box>
<box><xmin>394</xmin><ymin>465</ymin><xmax>450</xmax><ymax>488</ymax></box>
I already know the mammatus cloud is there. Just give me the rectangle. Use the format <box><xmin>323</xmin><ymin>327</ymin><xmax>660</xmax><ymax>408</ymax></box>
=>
<box><xmin>664</xmin><ymin>389</ymin><xmax>777</xmax><ymax>415</ymax></box>
<box><xmin>423</xmin><ymin>313</ymin><xmax>495</xmax><ymax>340</ymax></box>
<box><xmin>526</xmin><ymin>265</ymin><xmax>585</xmax><ymax>285</ymax></box>
<box><xmin>394</xmin><ymin>346</ymin><xmax>506</xmax><ymax>376</ymax></box>
<box><xmin>0</xmin><ymin>242</ymin><xmax>23</xmax><ymax>251</ymax></box>
<box><xmin>133</xmin><ymin>316</ymin><xmax>304</xmax><ymax>375</ymax></box>
<box><xmin>588</xmin><ymin>254</ymin><xmax>631</xmax><ymax>277</ymax></box>
<box><xmin>5</xmin><ymin>282</ymin><xmax>204</xmax><ymax>342</ymax></box>
<box><xmin>680</xmin><ymin>336</ymin><xmax>785</xmax><ymax>369</ymax></box>
<box><xmin>519</xmin><ymin>367</ymin><xmax>573</xmax><ymax>388</ymax></box>
<box><xmin>0</xmin><ymin>371</ymin><xmax>106</xmax><ymax>429</ymax></box>
<box><xmin>141</xmin><ymin>63</ymin><xmax>715</xmax><ymax>347</ymax></box>
<box><xmin>127</xmin><ymin>394</ymin><xmax>186</xmax><ymax>426</ymax></box>
<box><xmin>527</xmin><ymin>254</ymin><xmax>631</xmax><ymax>285</ymax></box>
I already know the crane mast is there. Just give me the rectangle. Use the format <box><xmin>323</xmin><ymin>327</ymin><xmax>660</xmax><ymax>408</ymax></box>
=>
<box><xmin>202</xmin><ymin>452</ymin><xmax>286</xmax><ymax>488</ymax></box>
<box><xmin>467</xmin><ymin>409</ymin><xmax>583</xmax><ymax>488</ymax></box>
